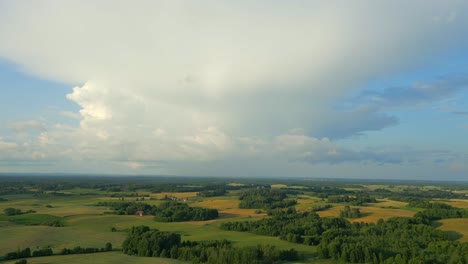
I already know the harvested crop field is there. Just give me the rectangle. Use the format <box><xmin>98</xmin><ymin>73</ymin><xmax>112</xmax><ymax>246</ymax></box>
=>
<box><xmin>351</xmin><ymin>207</ymin><xmax>415</xmax><ymax>223</ymax></box>
<box><xmin>316</xmin><ymin>206</ymin><xmax>345</xmax><ymax>218</ymax></box>
<box><xmin>371</xmin><ymin>198</ymin><xmax>409</xmax><ymax>208</ymax></box>
<box><xmin>437</xmin><ymin>218</ymin><xmax>468</xmax><ymax>242</ymax></box>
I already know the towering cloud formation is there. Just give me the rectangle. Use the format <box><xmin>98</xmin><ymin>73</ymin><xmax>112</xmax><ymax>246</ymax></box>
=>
<box><xmin>0</xmin><ymin>1</ymin><xmax>467</xmax><ymax>177</ymax></box>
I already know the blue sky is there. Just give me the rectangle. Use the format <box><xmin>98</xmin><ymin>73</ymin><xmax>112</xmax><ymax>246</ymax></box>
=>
<box><xmin>1</xmin><ymin>1</ymin><xmax>468</xmax><ymax>180</ymax></box>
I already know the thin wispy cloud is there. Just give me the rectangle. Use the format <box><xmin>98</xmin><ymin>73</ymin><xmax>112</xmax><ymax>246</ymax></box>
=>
<box><xmin>354</xmin><ymin>75</ymin><xmax>468</xmax><ymax>109</ymax></box>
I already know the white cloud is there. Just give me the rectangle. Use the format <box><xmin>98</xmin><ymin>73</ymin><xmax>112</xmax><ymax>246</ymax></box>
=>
<box><xmin>0</xmin><ymin>141</ymin><xmax>18</xmax><ymax>150</ymax></box>
<box><xmin>8</xmin><ymin>121</ymin><xmax>45</xmax><ymax>131</ymax></box>
<box><xmin>38</xmin><ymin>132</ymin><xmax>49</xmax><ymax>146</ymax></box>
<box><xmin>126</xmin><ymin>161</ymin><xmax>144</xmax><ymax>170</ymax></box>
<box><xmin>1</xmin><ymin>1</ymin><xmax>468</xmax><ymax>176</ymax></box>
<box><xmin>66</xmin><ymin>82</ymin><xmax>113</xmax><ymax>125</ymax></box>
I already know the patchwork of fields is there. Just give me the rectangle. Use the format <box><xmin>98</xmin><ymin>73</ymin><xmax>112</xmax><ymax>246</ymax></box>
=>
<box><xmin>1</xmin><ymin>178</ymin><xmax>467</xmax><ymax>263</ymax></box>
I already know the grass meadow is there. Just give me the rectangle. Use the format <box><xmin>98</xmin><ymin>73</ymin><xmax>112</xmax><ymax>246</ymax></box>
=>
<box><xmin>1</xmin><ymin>252</ymin><xmax>187</xmax><ymax>264</ymax></box>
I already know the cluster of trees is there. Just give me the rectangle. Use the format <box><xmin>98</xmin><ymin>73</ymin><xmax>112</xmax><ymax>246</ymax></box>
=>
<box><xmin>4</xmin><ymin>248</ymin><xmax>53</xmax><ymax>260</ymax></box>
<box><xmin>31</xmin><ymin>248</ymin><xmax>53</xmax><ymax>257</ymax></box>
<box><xmin>391</xmin><ymin>198</ymin><xmax>468</xmax><ymax>220</ymax></box>
<box><xmin>0</xmin><ymin>197</ymin><xmax>8</xmax><ymax>202</ymax></box>
<box><xmin>389</xmin><ymin>188</ymin><xmax>465</xmax><ymax>199</ymax></box>
<box><xmin>310</xmin><ymin>204</ymin><xmax>332</xmax><ymax>212</ymax></box>
<box><xmin>392</xmin><ymin>196</ymin><xmax>455</xmax><ymax>210</ymax></box>
<box><xmin>60</xmin><ymin>243</ymin><xmax>112</xmax><ymax>254</ymax></box>
<box><xmin>122</xmin><ymin>225</ymin><xmax>299</xmax><ymax>264</ymax></box>
<box><xmin>97</xmin><ymin>201</ymin><xmax>218</xmax><ymax>222</ymax></box>
<box><xmin>0</xmin><ymin>184</ymin><xmax>34</xmax><ymax>195</ymax></box>
<box><xmin>4</xmin><ymin>243</ymin><xmax>113</xmax><ymax>261</ymax></box>
<box><xmin>306</xmin><ymin>186</ymin><xmax>351</xmax><ymax>198</ymax></box>
<box><xmin>316</xmin><ymin>217</ymin><xmax>468</xmax><ymax>263</ymax></box>
<box><xmin>4</xmin><ymin>248</ymin><xmax>33</xmax><ymax>260</ymax></box>
<box><xmin>153</xmin><ymin>201</ymin><xmax>218</xmax><ymax>222</ymax></box>
<box><xmin>197</xmin><ymin>189</ymin><xmax>226</xmax><ymax>197</ymax></box>
<box><xmin>339</xmin><ymin>206</ymin><xmax>362</xmax><ymax>218</ymax></box>
<box><xmin>3</xmin><ymin>208</ymin><xmax>36</xmax><ymax>216</ymax></box>
<box><xmin>238</xmin><ymin>189</ymin><xmax>296</xmax><ymax>209</ymax></box>
<box><xmin>221</xmin><ymin>209</ymin><xmax>327</xmax><ymax>245</ymax></box>
<box><xmin>97</xmin><ymin>201</ymin><xmax>153</xmax><ymax>215</ymax></box>
<box><xmin>408</xmin><ymin>200</ymin><xmax>454</xmax><ymax>210</ymax></box>
<box><xmin>40</xmin><ymin>218</ymin><xmax>64</xmax><ymax>227</ymax></box>
<box><xmin>327</xmin><ymin>194</ymin><xmax>376</xmax><ymax>205</ymax></box>
<box><xmin>221</xmin><ymin>209</ymin><xmax>468</xmax><ymax>263</ymax></box>
<box><xmin>415</xmin><ymin>208</ymin><xmax>468</xmax><ymax>220</ymax></box>
<box><xmin>108</xmin><ymin>192</ymin><xmax>150</xmax><ymax>198</ymax></box>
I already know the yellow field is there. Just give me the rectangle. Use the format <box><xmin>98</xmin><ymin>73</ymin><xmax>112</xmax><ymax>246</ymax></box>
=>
<box><xmin>352</xmin><ymin>207</ymin><xmax>415</xmax><ymax>223</ymax></box>
<box><xmin>370</xmin><ymin>198</ymin><xmax>408</xmax><ymax>208</ymax></box>
<box><xmin>189</xmin><ymin>199</ymin><xmax>267</xmax><ymax>220</ymax></box>
<box><xmin>295</xmin><ymin>199</ymin><xmax>326</xmax><ymax>212</ymax></box>
<box><xmin>316</xmin><ymin>206</ymin><xmax>345</xmax><ymax>218</ymax></box>
<box><xmin>437</xmin><ymin>218</ymin><xmax>468</xmax><ymax>242</ymax></box>
<box><xmin>271</xmin><ymin>184</ymin><xmax>288</xmax><ymax>188</ymax></box>
<box><xmin>190</xmin><ymin>199</ymin><xmax>239</xmax><ymax>210</ymax></box>
<box><xmin>150</xmin><ymin>192</ymin><xmax>200</xmax><ymax>199</ymax></box>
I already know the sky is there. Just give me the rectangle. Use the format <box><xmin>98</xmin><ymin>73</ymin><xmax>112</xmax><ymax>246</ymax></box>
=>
<box><xmin>1</xmin><ymin>1</ymin><xmax>468</xmax><ymax>180</ymax></box>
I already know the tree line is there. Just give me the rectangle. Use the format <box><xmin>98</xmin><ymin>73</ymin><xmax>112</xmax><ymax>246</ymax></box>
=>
<box><xmin>197</xmin><ymin>189</ymin><xmax>226</xmax><ymax>197</ymax></box>
<box><xmin>96</xmin><ymin>201</ymin><xmax>218</xmax><ymax>222</ymax></box>
<box><xmin>238</xmin><ymin>189</ymin><xmax>297</xmax><ymax>209</ymax></box>
<box><xmin>327</xmin><ymin>194</ymin><xmax>376</xmax><ymax>205</ymax></box>
<box><xmin>3</xmin><ymin>242</ymin><xmax>112</xmax><ymax>261</ymax></box>
<box><xmin>122</xmin><ymin>225</ymin><xmax>299</xmax><ymax>264</ymax></box>
<box><xmin>3</xmin><ymin>207</ymin><xmax>36</xmax><ymax>216</ymax></box>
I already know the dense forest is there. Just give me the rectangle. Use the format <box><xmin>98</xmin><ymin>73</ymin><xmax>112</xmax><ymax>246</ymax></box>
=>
<box><xmin>221</xmin><ymin>208</ymin><xmax>468</xmax><ymax>263</ymax></box>
<box><xmin>327</xmin><ymin>194</ymin><xmax>376</xmax><ymax>205</ymax></box>
<box><xmin>122</xmin><ymin>225</ymin><xmax>299</xmax><ymax>264</ymax></box>
<box><xmin>238</xmin><ymin>189</ymin><xmax>297</xmax><ymax>209</ymax></box>
<box><xmin>4</xmin><ymin>242</ymin><xmax>113</xmax><ymax>261</ymax></box>
<box><xmin>96</xmin><ymin>201</ymin><xmax>218</xmax><ymax>222</ymax></box>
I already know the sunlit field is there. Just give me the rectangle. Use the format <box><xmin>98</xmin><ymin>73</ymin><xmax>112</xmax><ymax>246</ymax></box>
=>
<box><xmin>437</xmin><ymin>218</ymin><xmax>468</xmax><ymax>242</ymax></box>
<box><xmin>1</xmin><ymin>177</ymin><xmax>467</xmax><ymax>263</ymax></box>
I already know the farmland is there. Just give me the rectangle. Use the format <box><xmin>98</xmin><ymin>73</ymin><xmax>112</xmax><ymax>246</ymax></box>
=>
<box><xmin>0</xmin><ymin>176</ymin><xmax>467</xmax><ymax>263</ymax></box>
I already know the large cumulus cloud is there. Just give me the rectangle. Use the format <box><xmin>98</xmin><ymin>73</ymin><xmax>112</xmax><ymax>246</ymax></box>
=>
<box><xmin>1</xmin><ymin>1</ymin><xmax>468</xmax><ymax>175</ymax></box>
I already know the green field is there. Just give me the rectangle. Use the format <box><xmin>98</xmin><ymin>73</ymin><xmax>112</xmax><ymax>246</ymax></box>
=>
<box><xmin>0</xmin><ymin>213</ymin><xmax>63</xmax><ymax>226</ymax></box>
<box><xmin>1</xmin><ymin>252</ymin><xmax>187</xmax><ymax>264</ymax></box>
